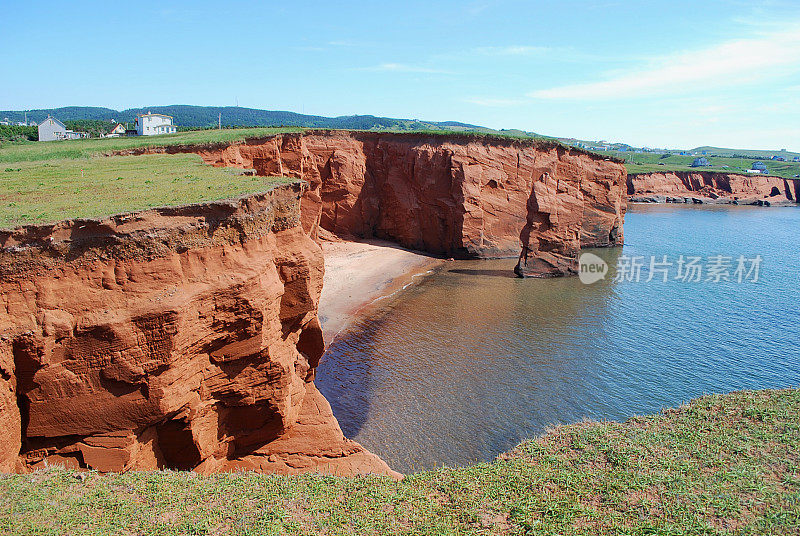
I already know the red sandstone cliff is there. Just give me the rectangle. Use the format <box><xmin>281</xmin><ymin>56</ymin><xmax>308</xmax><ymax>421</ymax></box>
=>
<box><xmin>0</xmin><ymin>132</ymin><xmax>628</xmax><ymax>476</ymax></box>
<box><xmin>0</xmin><ymin>184</ymin><xmax>398</xmax><ymax>477</ymax></box>
<box><xmin>125</xmin><ymin>131</ymin><xmax>627</xmax><ymax>277</ymax></box>
<box><xmin>627</xmin><ymin>171</ymin><xmax>800</xmax><ymax>205</ymax></box>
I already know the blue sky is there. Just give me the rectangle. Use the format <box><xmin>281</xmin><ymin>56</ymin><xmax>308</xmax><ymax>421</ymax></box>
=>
<box><xmin>2</xmin><ymin>0</ymin><xmax>799</xmax><ymax>150</ymax></box>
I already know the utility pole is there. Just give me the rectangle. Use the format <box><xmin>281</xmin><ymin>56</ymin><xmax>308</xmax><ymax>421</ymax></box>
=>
<box><xmin>218</xmin><ymin>112</ymin><xmax>222</xmax><ymax>130</ymax></box>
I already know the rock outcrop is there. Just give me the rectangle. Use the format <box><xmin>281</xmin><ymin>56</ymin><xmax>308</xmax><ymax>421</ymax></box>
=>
<box><xmin>628</xmin><ymin>171</ymin><xmax>800</xmax><ymax>206</ymax></box>
<box><xmin>0</xmin><ymin>183</ymin><xmax>397</xmax><ymax>477</ymax></box>
<box><xmin>129</xmin><ymin>131</ymin><xmax>627</xmax><ymax>277</ymax></box>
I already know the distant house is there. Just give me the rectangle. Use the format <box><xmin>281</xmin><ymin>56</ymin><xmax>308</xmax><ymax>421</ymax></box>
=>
<box><xmin>38</xmin><ymin>116</ymin><xmax>67</xmax><ymax>141</ymax></box>
<box><xmin>135</xmin><ymin>112</ymin><xmax>177</xmax><ymax>136</ymax></box>
<box><xmin>793</xmin><ymin>156</ymin><xmax>800</xmax><ymax>162</ymax></box>
<box><xmin>37</xmin><ymin>116</ymin><xmax>89</xmax><ymax>141</ymax></box>
<box><xmin>690</xmin><ymin>157</ymin><xmax>710</xmax><ymax>167</ymax></box>
<box><xmin>105</xmin><ymin>123</ymin><xmax>127</xmax><ymax>138</ymax></box>
<box><xmin>0</xmin><ymin>118</ymin><xmax>10</xmax><ymax>126</ymax></box>
<box><xmin>750</xmin><ymin>161</ymin><xmax>769</xmax><ymax>175</ymax></box>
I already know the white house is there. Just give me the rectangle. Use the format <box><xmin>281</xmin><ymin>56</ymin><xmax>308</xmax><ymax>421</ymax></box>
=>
<box><xmin>135</xmin><ymin>112</ymin><xmax>177</xmax><ymax>136</ymax></box>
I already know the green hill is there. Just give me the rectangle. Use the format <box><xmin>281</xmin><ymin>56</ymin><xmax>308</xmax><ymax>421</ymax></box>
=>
<box><xmin>0</xmin><ymin>105</ymin><xmax>486</xmax><ymax>132</ymax></box>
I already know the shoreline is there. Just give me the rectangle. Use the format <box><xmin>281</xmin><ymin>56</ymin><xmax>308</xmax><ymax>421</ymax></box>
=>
<box><xmin>628</xmin><ymin>194</ymin><xmax>798</xmax><ymax>207</ymax></box>
<box><xmin>318</xmin><ymin>238</ymin><xmax>443</xmax><ymax>346</ymax></box>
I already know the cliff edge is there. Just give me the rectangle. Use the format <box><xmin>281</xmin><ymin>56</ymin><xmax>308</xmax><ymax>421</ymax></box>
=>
<box><xmin>0</xmin><ymin>183</ymin><xmax>398</xmax><ymax>477</ymax></box>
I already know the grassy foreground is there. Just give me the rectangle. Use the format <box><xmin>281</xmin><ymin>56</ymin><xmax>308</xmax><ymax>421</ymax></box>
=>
<box><xmin>1</xmin><ymin>389</ymin><xmax>797</xmax><ymax>535</ymax></box>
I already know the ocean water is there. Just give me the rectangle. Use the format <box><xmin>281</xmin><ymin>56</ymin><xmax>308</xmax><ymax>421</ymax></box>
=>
<box><xmin>316</xmin><ymin>204</ymin><xmax>800</xmax><ymax>473</ymax></box>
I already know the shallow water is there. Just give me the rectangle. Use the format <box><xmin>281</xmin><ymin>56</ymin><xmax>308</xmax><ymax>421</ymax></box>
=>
<box><xmin>316</xmin><ymin>204</ymin><xmax>800</xmax><ymax>473</ymax></box>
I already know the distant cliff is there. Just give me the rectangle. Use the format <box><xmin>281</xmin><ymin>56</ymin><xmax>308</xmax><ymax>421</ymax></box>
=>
<box><xmin>628</xmin><ymin>171</ymin><xmax>800</xmax><ymax>206</ymax></box>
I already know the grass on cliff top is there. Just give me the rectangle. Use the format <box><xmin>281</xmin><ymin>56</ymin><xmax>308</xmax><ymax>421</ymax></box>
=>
<box><xmin>615</xmin><ymin>151</ymin><xmax>800</xmax><ymax>179</ymax></box>
<box><xmin>1</xmin><ymin>388</ymin><xmax>798</xmax><ymax>535</ymax></box>
<box><xmin>0</xmin><ymin>153</ymin><xmax>295</xmax><ymax>229</ymax></box>
<box><xmin>0</xmin><ymin>127</ymin><xmax>304</xmax><ymax>163</ymax></box>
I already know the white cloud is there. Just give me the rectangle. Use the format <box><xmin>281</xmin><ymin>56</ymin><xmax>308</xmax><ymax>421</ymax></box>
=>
<box><xmin>358</xmin><ymin>63</ymin><xmax>450</xmax><ymax>74</ymax></box>
<box><xmin>529</xmin><ymin>22</ymin><xmax>800</xmax><ymax>100</ymax></box>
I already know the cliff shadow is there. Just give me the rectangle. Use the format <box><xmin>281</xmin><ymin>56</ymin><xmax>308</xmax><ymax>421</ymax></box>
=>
<box><xmin>315</xmin><ymin>325</ymin><xmax>381</xmax><ymax>439</ymax></box>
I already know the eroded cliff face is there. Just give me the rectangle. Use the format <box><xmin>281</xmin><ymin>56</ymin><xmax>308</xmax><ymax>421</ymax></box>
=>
<box><xmin>0</xmin><ymin>184</ymin><xmax>397</xmax><ymax>477</ymax></box>
<box><xmin>152</xmin><ymin>131</ymin><xmax>627</xmax><ymax>277</ymax></box>
<box><xmin>628</xmin><ymin>171</ymin><xmax>800</xmax><ymax>205</ymax></box>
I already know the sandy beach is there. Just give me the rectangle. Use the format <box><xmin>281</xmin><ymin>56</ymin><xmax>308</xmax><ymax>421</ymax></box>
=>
<box><xmin>318</xmin><ymin>239</ymin><xmax>442</xmax><ymax>345</ymax></box>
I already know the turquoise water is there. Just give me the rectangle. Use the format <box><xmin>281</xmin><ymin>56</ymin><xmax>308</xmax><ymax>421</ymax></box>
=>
<box><xmin>316</xmin><ymin>204</ymin><xmax>800</xmax><ymax>473</ymax></box>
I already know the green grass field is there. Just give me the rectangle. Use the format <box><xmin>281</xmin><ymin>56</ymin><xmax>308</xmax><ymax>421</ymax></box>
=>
<box><xmin>612</xmin><ymin>151</ymin><xmax>800</xmax><ymax>179</ymax></box>
<box><xmin>0</xmin><ymin>154</ymin><xmax>293</xmax><ymax>228</ymax></box>
<box><xmin>0</xmin><ymin>388</ymin><xmax>797</xmax><ymax>535</ymax></box>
